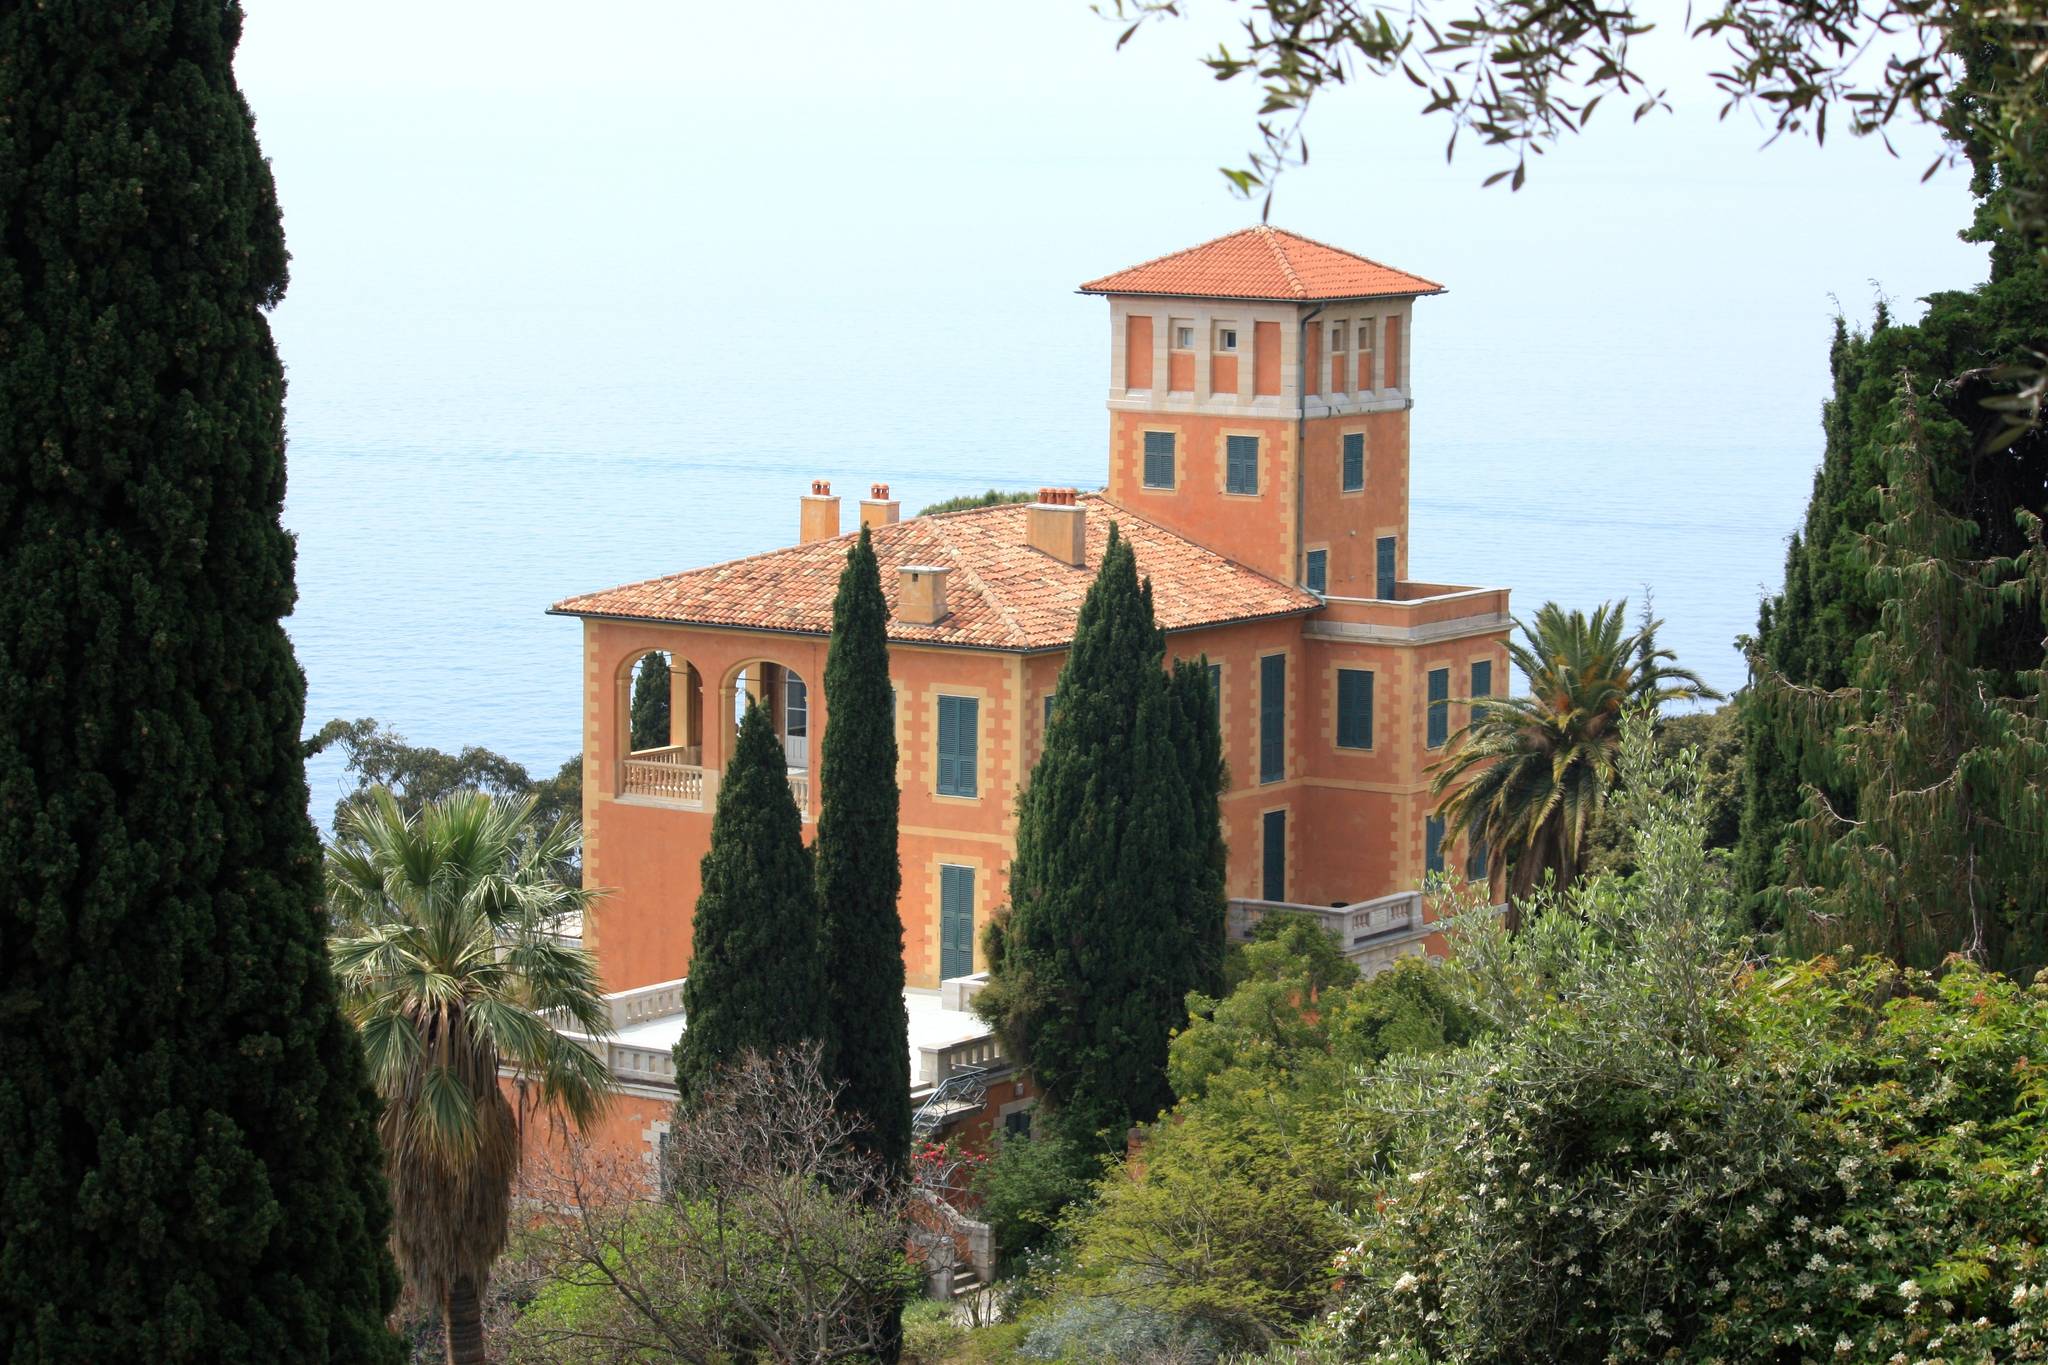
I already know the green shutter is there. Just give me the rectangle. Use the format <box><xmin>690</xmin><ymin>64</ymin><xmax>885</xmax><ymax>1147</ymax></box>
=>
<box><xmin>1143</xmin><ymin>430</ymin><xmax>1176</xmax><ymax>488</ymax></box>
<box><xmin>1471</xmin><ymin>660</ymin><xmax>1493</xmax><ymax>699</ymax></box>
<box><xmin>1427</xmin><ymin>668</ymin><xmax>1449</xmax><ymax>749</ymax></box>
<box><xmin>1375</xmin><ymin>536</ymin><xmax>1397</xmax><ymax>600</ymax></box>
<box><xmin>1262</xmin><ymin>809</ymin><xmax>1286</xmax><ymax>901</ymax></box>
<box><xmin>1426</xmin><ymin>815</ymin><xmax>1445</xmax><ymax>875</ymax></box>
<box><xmin>1466</xmin><ymin>833</ymin><xmax>1488</xmax><ymax>882</ymax></box>
<box><xmin>1306</xmin><ymin>549</ymin><xmax>1327</xmax><ymax>594</ymax></box>
<box><xmin>1337</xmin><ymin>668</ymin><xmax>1373</xmax><ymax>749</ymax></box>
<box><xmin>940</xmin><ymin>864</ymin><xmax>975</xmax><ymax>980</ymax></box>
<box><xmin>1226</xmin><ymin>434</ymin><xmax>1259</xmax><ymax>494</ymax></box>
<box><xmin>1342</xmin><ymin>432</ymin><xmax>1365</xmax><ymax>491</ymax></box>
<box><xmin>937</xmin><ymin>695</ymin><xmax>978</xmax><ymax>796</ymax></box>
<box><xmin>1259</xmin><ymin>654</ymin><xmax>1285</xmax><ymax>783</ymax></box>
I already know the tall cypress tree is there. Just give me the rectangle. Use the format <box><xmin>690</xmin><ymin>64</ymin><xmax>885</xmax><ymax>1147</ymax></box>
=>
<box><xmin>815</xmin><ymin>528</ymin><xmax>910</xmax><ymax>1173</ymax></box>
<box><xmin>1168</xmin><ymin>657</ymin><xmax>1229</xmax><ymax>993</ymax></box>
<box><xmin>976</xmin><ymin>527</ymin><xmax>1223</xmax><ymax>1152</ymax></box>
<box><xmin>674</xmin><ymin>699</ymin><xmax>825</xmax><ymax>1105</ymax></box>
<box><xmin>629</xmin><ymin>650</ymin><xmax>671</xmax><ymax>751</ymax></box>
<box><xmin>0</xmin><ymin>6</ymin><xmax>401</xmax><ymax>1360</ymax></box>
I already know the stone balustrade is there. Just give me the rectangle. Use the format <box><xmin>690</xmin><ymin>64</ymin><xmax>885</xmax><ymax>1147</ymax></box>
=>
<box><xmin>915</xmin><ymin>1033</ymin><xmax>1002</xmax><ymax>1089</ymax></box>
<box><xmin>1228</xmin><ymin>889</ymin><xmax>1438</xmax><ymax>976</ymax></box>
<box><xmin>620</xmin><ymin>745</ymin><xmax>709</xmax><ymax>806</ymax></box>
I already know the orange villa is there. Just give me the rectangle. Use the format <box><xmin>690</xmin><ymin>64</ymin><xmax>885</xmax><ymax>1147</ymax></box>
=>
<box><xmin>536</xmin><ymin>227</ymin><xmax>1511</xmax><ymax>1174</ymax></box>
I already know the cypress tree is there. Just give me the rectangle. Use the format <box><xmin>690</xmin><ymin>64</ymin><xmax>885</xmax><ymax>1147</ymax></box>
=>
<box><xmin>1168</xmin><ymin>657</ymin><xmax>1229</xmax><ymax>995</ymax></box>
<box><xmin>1737</xmin><ymin>235</ymin><xmax>2048</xmax><ymax>925</ymax></box>
<box><xmin>674</xmin><ymin>699</ymin><xmax>825</xmax><ymax>1105</ymax></box>
<box><xmin>815</xmin><ymin>528</ymin><xmax>910</xmax><ymax>1174</ymax></box>
<box><xmin>976</xmin><ymin>526</ymin><xmax>1224</xmax><ymax>1153</ymax></box>
<box><xmin>0</xmin><ymin>6</ymin><xmax>401</xmax><ymax>1361</ymax></box>
<box><xmin>629</xmin><ymin>650</ymin><xmax>671</xmax><ymax>751</ymax></box>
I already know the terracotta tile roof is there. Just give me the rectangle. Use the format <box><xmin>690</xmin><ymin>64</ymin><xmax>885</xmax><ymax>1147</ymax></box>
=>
<box><xmin>1079</xmin><ymin>225</ymin><xmax>1444</xmax><ymax>302</ymax></box>
<box><xmin>550</xmin><ymin>494</ymin><xmax>1319</xmax><ymax>651</ymax></box>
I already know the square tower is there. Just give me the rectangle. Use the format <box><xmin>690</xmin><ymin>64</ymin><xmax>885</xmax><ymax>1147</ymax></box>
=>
<box><xmin>1079</xmin><ymin>226</ymin><xmax>1443</xmax><ymax>596</ymax></box>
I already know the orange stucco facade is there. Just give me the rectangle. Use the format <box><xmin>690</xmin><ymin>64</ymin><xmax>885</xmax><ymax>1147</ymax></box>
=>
<box><xmin>563</xmin><ymin>239</ymin><xmax>1509</xmax><ymax>1000</ymax></box>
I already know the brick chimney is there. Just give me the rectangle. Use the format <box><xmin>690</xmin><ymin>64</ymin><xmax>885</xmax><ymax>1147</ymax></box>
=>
<box><xmin>860</xmin><ymin>483</ymin><xmax>901</xmax><ymax>531</ymax></box>
<box><xmin>799</xmin><ymin>480</ymin><xmax>840</xmax><ymax>545</ymax></box>
<box><xmin>1025</xmin><ymin>487</ymin><xmax>1085</xmax><ymax>566</ymax></box>
<box><xmin>897</xmin><ymin>565</ymin><xmax>950</xmax><ymax>625</ymax></box>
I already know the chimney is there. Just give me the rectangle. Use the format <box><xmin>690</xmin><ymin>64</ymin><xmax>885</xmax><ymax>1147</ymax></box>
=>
<box><xmin>799</xmin><ymin>479</ymin><xmax>840</xmax><ymax>545</ymax></box>
<box><xmin>860</xmin><ymin>482</ymin><xmax>901</xmax><ymax>531</ymax></box>
<box><xmin>1025</xmin><ymin>487</ymin><xmax>1085</xmax><ymax>566</ymax></box>
<box><xmin>897</xmin><ymin>564</ymin><xmax>950</xmax><ymax>625</ymax></box>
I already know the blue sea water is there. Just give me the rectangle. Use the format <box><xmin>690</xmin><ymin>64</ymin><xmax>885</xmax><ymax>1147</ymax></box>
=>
<box><xmin>237</xmin><ymin>4</ymin><xmax>1992</xmax><ymax>823</ymax></box>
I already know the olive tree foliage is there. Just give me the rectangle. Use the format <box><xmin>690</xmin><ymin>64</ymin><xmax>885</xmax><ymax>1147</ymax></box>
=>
<box><xmin>504</xmin><ymin>1047</ymin><xmax>921</xmax><ymax>1365</ymax></box>
<box><xmin>308</xmin><ymin>718</ymin><xmax>582</xmax><ymax>846</ymax></box>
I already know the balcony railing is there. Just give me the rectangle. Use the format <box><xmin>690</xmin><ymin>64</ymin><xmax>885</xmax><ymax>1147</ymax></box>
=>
<box><xmin>618</xmin><ymin>746</ymin><xmax>809</xmax><ymax>819</ymax></box>
<box><xmin>621</xmin><ymin>745</ymin><xmax>708</xmax><ymax>806</ymax></box>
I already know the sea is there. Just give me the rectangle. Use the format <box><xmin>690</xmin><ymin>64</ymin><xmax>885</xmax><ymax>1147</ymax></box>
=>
<box><xmin>237</xmin><ymin>3</ymin><xmax>1994</xmax><ymax>824</ymax></box>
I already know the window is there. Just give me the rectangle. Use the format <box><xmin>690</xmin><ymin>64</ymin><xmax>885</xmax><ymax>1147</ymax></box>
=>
<box><xmin>1330</xmin><ymin>323</ymin><xmax>1347</xmax><ymax>352</ymax></box>
<box><xmin>1466</xmin><ymin>833</ymin><xmax>1488</xmax><ymax>883</ymax></box>
<box><xmin>1207</xmin><ymin>662</ymin><xmax>1222</xmax><ymax>726</ymax></box>
<box><xmin>1336</xmin><ymin>668</ymin><xmax>1373</xmax><ymax>750</ymax></box>
<box><xmin>1358</xmin><ymin>320</ymin><xmax>1377</xmax><ymax>387</ymax></box>
<box><xmin>1425</xmin><ymin>815</ymin><xmax>1445</xmax><ymax>875</ymax></box>
<box><xmin>1259</xmin><ymin>654</ymin><xmax>1285</xmax><ymax>783</ymax></box>
<box><xmin>1172</xmin><ymin>321</ymin><xmax>1194</xmax><ymax>350</ymax></box>
<box><xmin>785</xmin><ymin>674</ymin><xmax>808</xmax><ymax>739</ymax></box>
<box><xmin>1142</xmin><ymin>430</ymin><xmax>1176</xmax><ymax>489</ymax></box>
<box><xmin>936</xmin><ymin>695</ymin><xmax>978</xmax><ymax>797</ymax></box>
<box><xmin>1305</xmin><ymin>549</ymin><xmax>1327</xmax><ymax>595</ymax></box>
<box><xmin>1426</xmin><ymin>668</ymin><xmax>1450</xmax><ymax>749</ymax></box>
<box><xmin>1342</xmin><ymin>432</ymin><xmax>1365</xmax><ymax>492</ymax></box>
<box><xmin>1262</xmin><ymin>809</ymin><xmax>1286</xmax><ymax>901</ymax></box>
<box><xmin>1471</xmin><ymin>659</ymin><xmax>1493</xmax><ymax>700</ymax></box>
<box><xmin>939</xmin><ymin>864</ymin><xmax>975</xmax><ymax>980</ymax></box>
<box><xmin>1375</xmin><ymin>536</ymin><xmax>1397</xmax><ymax>600</ymax></box>
<box><xmin>1215</xmin><ymin>326</ymin><xmax>1238</xmax><ymax>352</ymax></box>
<box><xmin>1003</xmin><ymin>1108</ymin><xmax>1033</xmax><ymax>1138</ymax></box>
<box><xmin>1225</xmin><ymin>434</ymin><xmax>1260</xmax><ymax>495</ymax></box>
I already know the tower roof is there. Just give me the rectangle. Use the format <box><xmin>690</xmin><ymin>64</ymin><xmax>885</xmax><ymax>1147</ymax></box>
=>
<box><xmin>1079</xmin><ymin>225</ymin><xmax>1444</xmax><ymax>303</ymax></box>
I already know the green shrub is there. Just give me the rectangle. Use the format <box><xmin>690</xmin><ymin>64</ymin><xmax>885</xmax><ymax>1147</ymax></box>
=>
<box><xmin>1315</xmin><ymin>717</ymin><xmax>2048</xmax><ymax>1362</ymax></box>
<box><xmin>971</xmin><ymin>1133</ymin><xmax>1098</xmax><ymax>1270</ymax></box>
<box><xmin>1016</xmin><ymin>1295</ymin><xmax>1226</xmax><ymax>1362</ymax></box>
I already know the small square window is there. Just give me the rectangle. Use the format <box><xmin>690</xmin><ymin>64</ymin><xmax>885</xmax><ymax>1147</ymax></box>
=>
<box><xmin>1330</xmin><ymin>324</ymin><xmax>1347</xmax><ymax>352</ymax></box>
<box><xmin>1215</xmin><ymin>327</ymin><xmax>1238</xmax><ymax>352</ymax></box>
<box><xmin>1173</xmin><ymin>324</ymin><xmax>1195</xmax><ymax>350</ymax></box>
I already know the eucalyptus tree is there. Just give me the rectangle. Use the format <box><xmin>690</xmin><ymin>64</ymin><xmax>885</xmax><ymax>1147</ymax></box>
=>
<box><xmin>327</xmin><ymin>790</ymin><xmax>612</xmax><ymax>1365</ymax></box>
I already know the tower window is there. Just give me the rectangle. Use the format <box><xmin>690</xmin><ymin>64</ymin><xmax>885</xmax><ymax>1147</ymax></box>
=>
<box><xmin>1342</xmin><ymin>432</ymin><xmax>1365</xmax><ymax>492</ymax></box>
<box><xmin>1426</xmin><ymin>814</ymin><xmax>1446</xmax><ymax>875</ymax></box>
<box><xmin>1259</xmin><ymin>653</ymin><xmax>1285</xmax><ymax>783</ymax></box>
<box><xmin>1215</xmin><ymin>326</ymin><xmax>1238</xmax><ymax>352</ymax></box>
<box><xmin>1336</xmin><ymin>668</ymin><xmax>1373</xmax><ymax>750</ymax></box>
<box><xmin>1358</xmin><ymin>320</ymin><xmax>1377</xmax><ymax>387</ymax></box>
<box><xmin>1375</xmin><ymin>535</ymin><xmax>1397</xmax><ymax>600</ymax></box>
<box><xmin>1142</xmin><ymin>430</ymin><xmax>1176</xmax><ymax>488</ymax></box>
<box><xmin>1225</xmin><ymin>434</ymin><xmax>1260</xmax><ymax>495</ymax></box>
<box><xmin>1330</xmin><ymin>323</ymin><xmax>1346</xmax><ymax>352</ymax></box>
<box><xmin>1172</xmin><ymin>322</ymin><xmax>1195</xmax><ymax>350</ymax></box>
<box><xmin>1305</xmin><ymin>549</ymin><xmax>1327</xmax><ymax>594</ymax></box>
<box><xmin>1427</xmin><ymin>668</ymin><xmax>1450</xmax><ymax>749</ymax></box>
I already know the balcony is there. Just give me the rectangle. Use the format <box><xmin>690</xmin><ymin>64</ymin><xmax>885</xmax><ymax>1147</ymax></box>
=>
<box><xmin>618</xmin><ymin>745</ymin><xmax>809</xmax><ymax>818</ymax></box>
<box><xmin>1307</xmin><ymin>581</ymin><xmax>1510</xmax><ymax>646</ymax></box>
<box><xmin>1227</xmin><ymin>889</ymin><xmax>1438</xmax><ymax>977</ymax></box>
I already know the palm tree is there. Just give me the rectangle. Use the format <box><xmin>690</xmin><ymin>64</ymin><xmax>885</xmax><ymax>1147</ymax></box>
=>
<box><xmin>327</xmin><ymin>788</ymin><xmax>612</xmax><ymax>1365</ymax></box>
<box><xmin>1430</xmin><ymin>601</ymin><xmax>1721</xmax><ymax>925</ymax></box>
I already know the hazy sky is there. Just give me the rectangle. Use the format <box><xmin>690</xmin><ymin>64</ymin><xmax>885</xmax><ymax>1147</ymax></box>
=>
<box><xmin>237</xmin><ymin>1</ymin><xmax>1993</xmax><ymax>770</ymax></box>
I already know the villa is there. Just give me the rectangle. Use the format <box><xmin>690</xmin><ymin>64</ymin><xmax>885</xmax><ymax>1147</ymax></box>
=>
<box><xmin>539</xmin><ymin>226</ymin><xmax>1512</xmax><ymax>1166</ymax></box>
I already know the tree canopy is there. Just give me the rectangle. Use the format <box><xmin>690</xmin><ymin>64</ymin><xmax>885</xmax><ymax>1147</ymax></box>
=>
<box><xmin>0</xmin><ymin>6</ymin><xmax>400</xmax><ymax>1358</ymax></box>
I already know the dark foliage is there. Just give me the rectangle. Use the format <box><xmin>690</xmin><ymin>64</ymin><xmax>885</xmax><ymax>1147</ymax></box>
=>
<box><xmin>673</xmin><ymin>701</ymin><xmax>825</xmax><ymax>1106</ymax></box>
<box><xmin>0</xmin><ymin>5</ymin><xmax>401</xmax><ymax>1359</ymax></box>
<box><xmin>976</xmin><ymin>526</ymin><xmax>1226</xmax><ymax>1154</ymax></box>
<box><xmin>815</xmin><ymin>528</ymin><xmax>911</xmax><ymax>1177</ymax></box>
<box><xmin>628</xmin><ymin>652</ymin><xmax>670</xmax><ymax>752</ymax></box>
